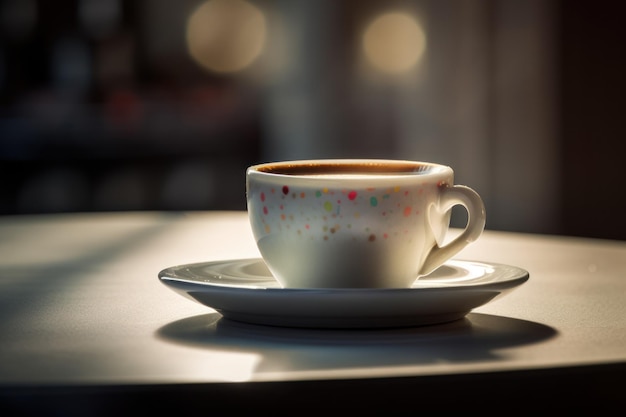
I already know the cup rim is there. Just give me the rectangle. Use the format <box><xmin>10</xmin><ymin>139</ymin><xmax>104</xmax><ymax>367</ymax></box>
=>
<box><xmin>247</xmin><ymin>159</ymin><xmax>452</xmax><ymax>182</ymax></box>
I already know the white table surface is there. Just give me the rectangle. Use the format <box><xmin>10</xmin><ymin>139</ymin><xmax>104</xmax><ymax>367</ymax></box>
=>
<box><xmin>0</xmin><ymin>211</ymin><xmax>624</xmax><ymax>413</ymax></box>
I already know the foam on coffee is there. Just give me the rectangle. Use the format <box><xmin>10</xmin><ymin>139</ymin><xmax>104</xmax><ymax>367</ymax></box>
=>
<box><xmin>256</xmin><ymin>161</ymin><xmax>436</xmax><ymax>177</ymax></box>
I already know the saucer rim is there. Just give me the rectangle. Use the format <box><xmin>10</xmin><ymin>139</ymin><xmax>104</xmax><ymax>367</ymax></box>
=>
<box><xmin>158</xmin><ymin>258</ymin><xmax>529</xmax><ymax>328</ymax></box>
<box><xmin>158</xmin><ymin>258</ymin><xmax>529</xmax><ymax>293</ymax></box>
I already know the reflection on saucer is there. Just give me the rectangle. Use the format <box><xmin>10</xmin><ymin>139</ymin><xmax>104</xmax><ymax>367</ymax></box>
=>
<box><xmin>159</xmin><ymin>259</ymin><xmax>529</xmax><ymax>329</ymax></box>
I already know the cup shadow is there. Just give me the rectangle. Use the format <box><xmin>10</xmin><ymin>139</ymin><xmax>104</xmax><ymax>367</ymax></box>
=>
<box><xmin>156</xmin><ymin>313</ymin><xmax>557</xmax><ymax>373</ymax></box>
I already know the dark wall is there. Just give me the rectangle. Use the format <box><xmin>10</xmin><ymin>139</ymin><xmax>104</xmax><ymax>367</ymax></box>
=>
<box><xmin>560</xmin><ymin>0</ymin><xmax>626</xmax><ymax>240</ymax></box>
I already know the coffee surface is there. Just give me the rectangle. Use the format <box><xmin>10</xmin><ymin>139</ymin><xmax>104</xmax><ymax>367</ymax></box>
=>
<box><xmin>257</xmin><ymin>162</ymin><xmax>433</xmax><ymax>176</ymax></box>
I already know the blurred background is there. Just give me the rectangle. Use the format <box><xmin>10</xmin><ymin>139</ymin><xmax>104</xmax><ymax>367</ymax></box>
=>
<box><xmin>0</xmin><ymin>0</ymin><xmax>624</xmax><ymax>240</ymax></box>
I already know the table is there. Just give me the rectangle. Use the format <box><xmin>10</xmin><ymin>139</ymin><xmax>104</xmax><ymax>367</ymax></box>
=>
<box><xmin>1</xmin><ymin>211</ymin><xmax>624</xmax><ymax>414</ymax></box>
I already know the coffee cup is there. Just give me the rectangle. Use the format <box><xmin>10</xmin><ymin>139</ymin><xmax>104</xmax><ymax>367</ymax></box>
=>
<box><xmin>246</xmin><ymin>159</ymin><xmax>485</xmax><ymax>288</ymax></box>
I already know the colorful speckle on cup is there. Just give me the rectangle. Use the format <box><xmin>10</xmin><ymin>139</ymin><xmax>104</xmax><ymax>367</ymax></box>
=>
<box><xmin>249</xmin><ymin>182</ymin><xmax>435</xmax><ymax>245</ymax></box>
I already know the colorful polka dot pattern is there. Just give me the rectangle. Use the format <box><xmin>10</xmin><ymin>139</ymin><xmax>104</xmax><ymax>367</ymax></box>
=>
<box><xmin>248</xmin><ymin>181</ymin><xmax>445</xmax><ymax>244</ymax></box>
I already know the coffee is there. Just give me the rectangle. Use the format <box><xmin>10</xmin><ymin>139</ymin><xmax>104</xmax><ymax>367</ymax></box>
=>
<box><xmin>255</xmin><ymin>160</ymin><xmax>439</xmax><ymax>176</ymax></box>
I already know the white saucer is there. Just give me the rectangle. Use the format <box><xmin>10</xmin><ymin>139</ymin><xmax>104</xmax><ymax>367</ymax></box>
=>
<box><xmin>158</xmin><ymin>259</ymin><xmax>529</xmax><ymax>329</ymax></box>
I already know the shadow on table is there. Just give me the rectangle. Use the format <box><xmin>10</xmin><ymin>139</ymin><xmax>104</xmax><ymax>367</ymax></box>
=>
<box><xmin>157</xmin><ymin>312</ymin><xmax>557</xmax><ymax>371</ymax></box>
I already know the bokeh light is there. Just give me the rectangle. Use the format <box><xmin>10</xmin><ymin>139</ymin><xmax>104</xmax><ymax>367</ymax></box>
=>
<box><xmin>363</xmin><ymin>12</ymin><xmax>426</xmax><ymax>74</ymax></box>
<box><xmin>186</xmin><ymin>0</ymin><xmax>267</xmax><ymax>74</ymax></box>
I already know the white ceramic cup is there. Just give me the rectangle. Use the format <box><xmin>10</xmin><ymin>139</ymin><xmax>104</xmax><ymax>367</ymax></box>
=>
<box><xmin>246</xmin><ymin>159</ymin><xmax>486</xmax><ymax>288</ymax></box>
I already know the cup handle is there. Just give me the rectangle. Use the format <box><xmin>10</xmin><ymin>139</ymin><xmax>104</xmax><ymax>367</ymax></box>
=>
<box><xmin>419</xmin><ymin>184</ymin><xmax>486</xmax><ymax>276</ymax></box>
